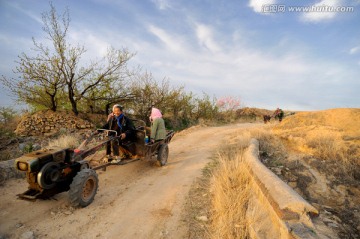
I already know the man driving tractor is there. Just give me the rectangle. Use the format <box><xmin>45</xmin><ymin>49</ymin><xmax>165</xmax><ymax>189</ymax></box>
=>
<box><xmin>101</xmin><ymin>104</ymin><xmax>136</xmax><ymax>163</ymax></box>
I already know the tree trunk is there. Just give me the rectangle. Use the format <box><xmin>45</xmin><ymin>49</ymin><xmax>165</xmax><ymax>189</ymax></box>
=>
<box><xmin>67</xmin><ymin>85</ymin><xmax>78</xmax><ymax>115</ymax></box>
<box><xmin>70</xmin><ymin>98</ymin><xmax>78</xmax><ymax>115</ymax></box>
<box><xmin>67</xmin><ymin>73</ymin><xmax>78</xmax><ymax>115</ymax></box>
<box><xmin>50</xmin><ymin>97</ymin><xmax>57</xmax><ymax>111</ymax></box>
<box><xmin>105</xmin><ymin>103</ymin><xmax>111</xmax><ymax>116</ymax></box>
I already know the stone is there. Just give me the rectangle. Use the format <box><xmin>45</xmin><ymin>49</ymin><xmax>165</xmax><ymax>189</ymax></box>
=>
<box><xmin>63</xmin><ymin>210</ymin><xmax>72</xmax><ymax>215</ymax></box>
<box><xmin>159</xmin><ymin>230</ymin><xmax>169</xmax><ymax>236</ymax></box>
<box><xmin>323</xmin><ymin>210</ymin><xmax>332</xmax><ymax>216</ymax></box>
<box><xmin>0</xmin><ymin>173</ymin><xmax>5</xmax><ymax>186</ymax></box>
<box><xmin>20</xmin><ymin>231</ymin><xmax>35</xmax><ymax>239</ymax></box>
<box><xmin>272</xmin><ymin>168</ymin><xmax>282</xmax><ymax>175</ymax></box>
<box><xmin>328</xmin><ymin>223</ymin><xmax>339</xmax><ymax>228</ymax></box>
<box><xmin>44</xmin><ymin>132</ymin><xmax>55</xmax><ymax>137</ymax></box>
<box><xmin>19</xmin><ymin>143</ymin><xmax>26</xmax><ymax>151</ymax></box>
<box><xmin>15</xmin><ymin>223</ymin><xmax>24</xmax><ymax>228</ymax></box>
<box><xmin>196</xmin><ymin>215</ymin><xmax>208</xmax><ymax>222</ymax></box>
<box><xmin>288</xmin><ymin>182</ymin><xmax>297</xmax><ymax>188</ymax></box>
<box><xmin>59</xmin><ymin>128</ymin><xmax>67</xmax><ymax>134</ymax></box>
<box><xmin>32</xmin><ymin>144</ymin><xmax>41</xmax><ymax>151</ymax></box>
<box><xmin>323</xmin><ymin>218</ymin><xmax>336</xmax><ymax>224</ymax></box>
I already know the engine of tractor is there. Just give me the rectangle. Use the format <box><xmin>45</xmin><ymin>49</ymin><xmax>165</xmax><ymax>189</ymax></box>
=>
<box><xmin>14</xmin><ymin>147</ymin><xmax>81</xmax><ymax>199</ymax></box>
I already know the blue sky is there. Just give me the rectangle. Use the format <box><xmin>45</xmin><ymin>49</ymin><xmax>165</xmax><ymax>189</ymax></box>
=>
<box><xmin>0</xmin><ymin>0</ymin><xmax>359</xmax><ymax>111</ymax></box>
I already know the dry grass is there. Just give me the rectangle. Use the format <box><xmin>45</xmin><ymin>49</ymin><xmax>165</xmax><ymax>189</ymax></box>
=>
<box><xmin>247</xmin><ymin>127</ymin><xmax>288</xmax><ymax>166</ymax></box>
<box><xmin>46</xmin><ymin>134</ymin><xmax>82</xmax><ymax>149</ymax></box>
<box><xmin>209</xmin><ymin>136</ymin><xmax>252</xmax><ymax>239</ymax></box>
<box><xmin>306</xmin><ymin>132</ymin><xmax>348</xmax><ymax>162</ymax></box>
<box><xmin>184</xmin><ymin>132</ymin><xmax>253</xmax><ymax>239</ymax></box>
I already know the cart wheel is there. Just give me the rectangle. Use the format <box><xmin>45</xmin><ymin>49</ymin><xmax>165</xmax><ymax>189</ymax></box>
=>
<box><xmin>157</xmin><ymin>144</ymin><xmax>169</xmax><ymax>166</ymax></box>
<box><xmin>69</xmin><ymin>169</ymin><xmax>98</xmax><ymax>207</ymax></box>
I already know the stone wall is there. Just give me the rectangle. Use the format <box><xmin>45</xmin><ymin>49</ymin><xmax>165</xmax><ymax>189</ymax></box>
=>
<box><xmin>244</xmin><ymin>139</ymin><xmax>319</xmax><ymax>239</ymax></box>
<box><xmin>15</xmin><ymin>110</ymin><xmax>95</xmax><ymax>137</ymax></box>
<box><xmin>0</xmin><ymin>159</ymin><xmax>25</xmax><ymax>186</ymax></box>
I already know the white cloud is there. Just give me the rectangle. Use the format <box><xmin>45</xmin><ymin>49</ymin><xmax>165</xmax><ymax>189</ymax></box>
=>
<box><xmin>301</xmin><ymin>0</ymin><xmax>344</xmax><ymax>23</ymax></box>
<box><xmin>349</xmin><ymin>46</ymin><xmax>360</xmax><ymax>55</ymax></box>
<box><xmin>152</xmin><ymin>0</ymin><xmax>171</xmax><ymax>10</ymax></box>
<box><xmin>68</xmin><ymin>30</ymin><xmax>109</xmax><ymax>60</ymax></box>
<box><xmin>0</xmin><ymin>33</ymin><xmax>40</xmax><ymax>57</ymax></box>
<box><xmin>7</xmin><ymin>2</ymin><xmax>42</xmax><ymax>24</ymax></box>
<box><xmin>195</xmin><ymin>24</ymin><xmax>221</xmax><ymax>53</ymax></box>
<box><xmin>248</xmin><ymin>0</ymin><xmax>277</xmax><ymax>13</ymax></box>
<box><xmin>132</xmin><ymin>18</ymin><xmax>358</xmax><ymax>110</ymax></box>
<box><xmin>147</xmin><ymin>25</ymin><xmax>183</xmax><ymax>52</ymax></box>
<box><xmin>141</xmin><ymin>31</ymin><xmax>311</xmax><ymax>96</ymax></box>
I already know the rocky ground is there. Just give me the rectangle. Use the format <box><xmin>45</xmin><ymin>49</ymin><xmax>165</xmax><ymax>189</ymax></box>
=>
<box><xmin>262</xmin><ymin>151</ymin><xmax>360</xmax><ymax>238</ymax></box>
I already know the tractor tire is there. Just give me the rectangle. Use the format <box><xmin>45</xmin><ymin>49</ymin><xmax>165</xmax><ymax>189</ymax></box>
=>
<box><xmin>157</xmin><ymin>144</ymin><xmax>169</xmax><ymax>166</ymax></box>
<box><xmin>69</xmin><ymin>169</ymin><xmax>98</xmax><ymax>207</ymax></box>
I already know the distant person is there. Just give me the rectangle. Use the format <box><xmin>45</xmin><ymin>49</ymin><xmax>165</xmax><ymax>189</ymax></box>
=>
<box><xmin>263</xmin><ymin>115</ymin><xmax>271</xmax><ymax>124</ymax></box>
<box><xmin>149</xmin><ymin>107</ymin><xmax>166</xmax><ymax>144</ymax></box>
<box><xmin>273</xmin><ymin>108</ymin><xmax>284</xmax><ymax>122</ymax></box>
<box><xmin>100</xmin><ymin>105</ymin><xmax>136</xmax><ymax>163</ymax></box>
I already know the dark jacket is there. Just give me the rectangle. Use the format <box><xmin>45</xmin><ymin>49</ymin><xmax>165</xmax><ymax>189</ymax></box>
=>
<box><xmin>101</xmin><ymin>114</ymin><xmax>136</xmax><ymax>141</ymax></box>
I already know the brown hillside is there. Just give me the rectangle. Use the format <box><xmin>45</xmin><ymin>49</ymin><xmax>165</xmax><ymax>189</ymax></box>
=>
<box><xmin>236</xmin><ymin>107</ymin><xmax>273</xmax><ymax>117</ymax></box>
<box><xmin>272</xmin><ymin>108</ymin><xmax>360</xmax><ymax>163</ymax></box>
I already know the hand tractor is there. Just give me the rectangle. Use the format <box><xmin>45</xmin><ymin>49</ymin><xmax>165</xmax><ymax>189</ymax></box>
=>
<box><xmin>14</xmin><ymin>123</ymin><xmax>174</xmax><ymax>207</ymax></box>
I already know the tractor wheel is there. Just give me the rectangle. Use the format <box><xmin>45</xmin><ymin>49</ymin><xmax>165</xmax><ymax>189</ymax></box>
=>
<box><xmin>157</xmin><ymin>144</ymin><xmax>169</xmax><ymax>166</ymax></box>
<box><xmin>69</xmin><ymin>169</ymin><xmax>98</xmax><ymax>207</ymax></box>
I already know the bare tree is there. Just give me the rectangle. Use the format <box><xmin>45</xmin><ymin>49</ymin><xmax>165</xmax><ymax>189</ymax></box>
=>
<box><xmin>128</xmin><ymin>71</ymin><xmax>199</xmax><ymax>128</ymax></box>
<box><xmin>1</xmin><ymin>3</ymin><xmax>135</xmax><ymax>115</ymax></box>
<box><xmin>0</xmin><ymin>107</ymin><xmax>17</xmax><ymax>124</ymax></box>
<box><xmin>0</xmin><ymin>5</ymin><xmax>66</xmax><ymax>111</ymax></box>
<box><xmin>83</xmin><ymin>71</ymin><xmax>136</xmax><ymax>114</ymax></box>
<box><xmin>129</xmin><ymin>71</ymin><xmax>172</xmax><ymax>121</ymax></box>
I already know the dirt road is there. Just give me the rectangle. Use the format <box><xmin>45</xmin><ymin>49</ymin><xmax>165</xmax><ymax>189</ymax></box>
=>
<box><xmin>0</xmin><ymin>123</ymin><xmax>259</xmax><ymax>239</ymax></box>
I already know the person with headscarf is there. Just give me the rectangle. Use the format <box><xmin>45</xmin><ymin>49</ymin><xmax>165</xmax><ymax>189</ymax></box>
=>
<box><xmin>149</xmin><ymin>107</ymin><xmax>166</xmax><ymax>144</ymax></box>
<box><xmin>101</xmin><ymin>105</ymin><xmax>136</xmax><ymax>163</ymax></box>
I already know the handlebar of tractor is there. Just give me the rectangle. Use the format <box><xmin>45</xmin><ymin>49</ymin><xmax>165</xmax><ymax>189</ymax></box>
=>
<box><xmin>72</xmin><ymin>129</ymin><xmax>120</xmax><ymax>162</ymax></box>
